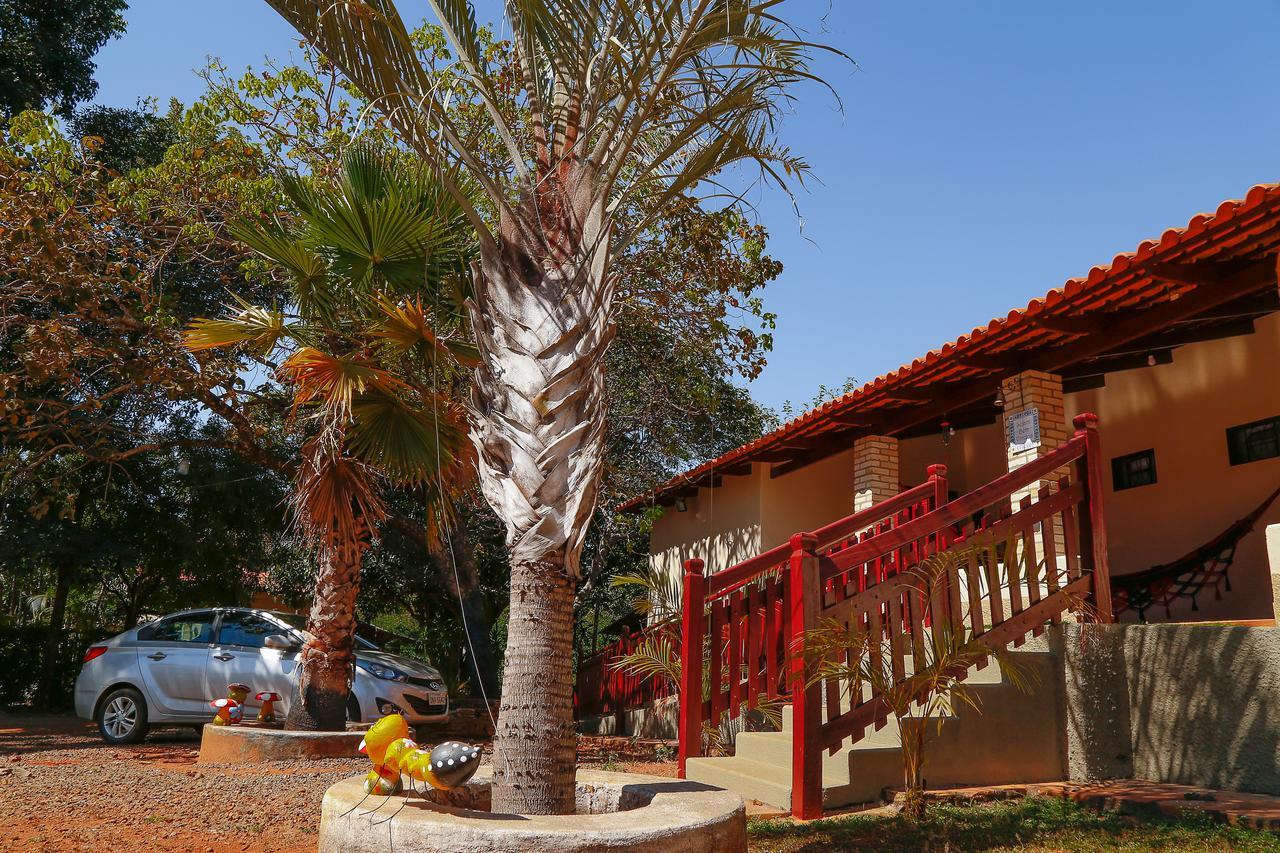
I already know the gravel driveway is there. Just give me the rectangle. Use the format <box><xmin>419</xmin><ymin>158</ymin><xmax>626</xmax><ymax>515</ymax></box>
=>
<box><xmin>0</xmin><ymin>711</ymin><xmax>367</xmax><ymax>852</ymax></box>
<box><xmin>0</xmin><ymin>711</ymin><xmax>679</xmax><ymax>852</ymax></box>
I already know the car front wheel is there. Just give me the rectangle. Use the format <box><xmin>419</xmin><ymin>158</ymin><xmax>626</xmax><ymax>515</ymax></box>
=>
<box><xmin>97</xmin><ymin>687</ymin><xmax>149</xmax><ymax>744</ymax></box>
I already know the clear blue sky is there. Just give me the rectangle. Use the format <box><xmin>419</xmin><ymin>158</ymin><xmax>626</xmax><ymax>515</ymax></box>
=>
<box><xmin>90</xmin><ymin>1</ymin><xmax>1280</xmax><ymax>411</ymax></box>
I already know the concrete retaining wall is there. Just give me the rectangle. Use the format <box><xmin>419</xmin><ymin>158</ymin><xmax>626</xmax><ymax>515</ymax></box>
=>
<box><xmin>579</xmin><ymin>696</ymin><xmax>678</xmax><ymax>739</ymax></box>
<box><xmin>1056</xmin><ymin>623</ymin><xmax>1280</xmax><ymax>795</ymax></box>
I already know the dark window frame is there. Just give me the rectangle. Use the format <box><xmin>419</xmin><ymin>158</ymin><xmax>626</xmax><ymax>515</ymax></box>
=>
<box><xmin>1227</xmin><ymin>416</ymin><xmax>1280</xmax><ymax>466</ymax></box>
<box><xmin>1112</xmin><ymin>448</ymin><xmax>1157</xmax><ymax>491</ymax></box>
<box><xmin>215</xmin><ymin>609</ymin><xmax>282</xmax><ymax>649</ymax></box>
<box><xmin>136</xmin><ymin>611</ymin><xmax>217</xmax><ymax>644</ymax></box>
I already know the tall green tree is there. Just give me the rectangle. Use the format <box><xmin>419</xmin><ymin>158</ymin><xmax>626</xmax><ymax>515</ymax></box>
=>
<box><xmin>186</xmin><ymin>145</ymin><xmax>478</xmax><ymax>730</ymax></box>
<box><xmin>0</xmin><ymin>0</ymin><xmax>128</xmax><ymax>118</ymax></box>
<box><xmin>260</xmin><ymin>0</ymin><xmax>834</xmax><ymax>813</ymax></box>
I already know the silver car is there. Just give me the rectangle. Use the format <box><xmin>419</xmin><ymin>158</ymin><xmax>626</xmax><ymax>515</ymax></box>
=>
<box><xmin>73</xmin><ymin>607</ymin><xmax>450</xmax><ymax>743</ymax></box>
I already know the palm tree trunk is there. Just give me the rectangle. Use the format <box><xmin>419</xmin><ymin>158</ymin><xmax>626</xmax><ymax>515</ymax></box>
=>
<box><xmin>286</xmin><ymin>536</ymin><xmax>363</xmax><ymax>731</ymax></box>
<box><xmin>491</xmin><ymin>553</ymin><xmax>578</xmax><ymax>814</ymax></box>
<box><xmin>466</xmin><ymin>199</ymin><xmax>613</xmax><ymax>814</ymax></box>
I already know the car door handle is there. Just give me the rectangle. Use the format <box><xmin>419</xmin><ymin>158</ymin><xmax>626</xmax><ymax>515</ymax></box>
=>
<box><xmin>146</xmin><ymin>652</ymin><xmax>166</xmax><ymax>661</ymax></box>
<box><xmin>213</xmin><ymin>653</ymin><xmax>235</xmax><ymax>661</ymax></box>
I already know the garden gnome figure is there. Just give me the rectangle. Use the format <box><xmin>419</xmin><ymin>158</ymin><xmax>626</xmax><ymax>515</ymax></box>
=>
<box><xmin>255</xmin><ymin>691</ymin><xmax>281</xmax><ymax>723</ymax></box>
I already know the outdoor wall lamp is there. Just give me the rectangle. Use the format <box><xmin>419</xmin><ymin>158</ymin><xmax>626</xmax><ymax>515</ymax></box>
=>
<box><xmin>675</xmin><ymin>498</ymin><xmax>689</xmax><ymax>512</ymax></box>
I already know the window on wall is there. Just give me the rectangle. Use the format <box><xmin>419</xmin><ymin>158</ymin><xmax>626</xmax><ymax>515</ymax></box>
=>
<box><xmin>1112</xmin><ymin>449</ymin><xmax>1157</xmax><ymax>491</ymax></box>
<box><xmin>1227</xmin><ymin>416</ymin><xmax>1280</xmax><ymax>466</ymax></box>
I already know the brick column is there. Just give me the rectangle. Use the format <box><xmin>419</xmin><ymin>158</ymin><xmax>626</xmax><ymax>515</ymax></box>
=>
<box><xmin>1001</xmin><ymin>371</ymin><xmax>1069</xmax><ymax>597</ymax></box>
<box><xmin>1001</xmin><ymin>370</ymin><xmax>1069</xmax><ymax>501</ymax></box>
<box><xmin>853</xmin><ymin>435</ymin><xmax>899</xmax><ymax>512</ymax></box>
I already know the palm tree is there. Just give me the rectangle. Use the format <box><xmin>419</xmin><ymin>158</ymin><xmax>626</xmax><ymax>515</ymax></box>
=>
<box><xmin>186</xmin><ymin>145</ymin><xmax>477</xmax><ymax>730</ymax></box>
<box><xmin>258</xmin><ymin>0</ymin><xmax>835</xmax><ymax>811</ymax></box>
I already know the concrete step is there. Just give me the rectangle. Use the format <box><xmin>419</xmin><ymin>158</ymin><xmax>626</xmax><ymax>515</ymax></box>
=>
<box><xmin>707</xmin><ymin>646</ymin><xmax>1065</xmax><ymax>813</ymax></box>
<box><xmin>686</xmin><ymin>751</ymin><xmax>902</xmax><ymax>811</ymax></box>
<box><xmin>685</xmin><ymin>756</ymin><xmax>793</xmax><ymax>810</ymax></box>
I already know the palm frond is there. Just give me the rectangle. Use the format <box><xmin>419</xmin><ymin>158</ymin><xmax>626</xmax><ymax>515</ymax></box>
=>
<box><xmin>279</xmin><ymin>346</ymin><xmax>408</xmax><ymax>416</ymax></box>
<box><xmin>227</xmin><ymin>219</ymin><xmax>336</xmax><ymax>319</ymax></box>
<box><xmin>293</xmin><ymin>437</ymin><xmax>388</xmax><ymax>547</ymax></box>
<box><xmin>368</xmin><ymin>295</ymin><xmax>480</xmax><ymax>366</ymax></box>
<box><xmin>184</xmin><ymin>297</ymin><xmax>289</xmax><ymax>355</ymax></box>
<box><xmin>347</xmin><ymin>392</ymin><xmax>469</xmax><ymax>485</ymax></box>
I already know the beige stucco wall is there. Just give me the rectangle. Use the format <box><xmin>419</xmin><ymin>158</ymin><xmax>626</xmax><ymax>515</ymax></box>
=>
<box><xmin>1066</xmin><ymin>309</ymin><xmax>1280</xmax><ymax>621</ymax></box>
<box><xmin>648</xmin><ymin>466</ymin><xmax>763</xmax><ymax>589</ymax></box>
<box><xmin>649</xmin><ymin>311</ymin><xmax>1280</xmax><ymax>622</ymax></box>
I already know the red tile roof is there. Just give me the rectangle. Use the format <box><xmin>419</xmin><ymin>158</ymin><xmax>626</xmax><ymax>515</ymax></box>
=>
<box><xmin>621</xmin><ymin>183</ymin><xmax>1280</xmax><ymax>512</ymax></box>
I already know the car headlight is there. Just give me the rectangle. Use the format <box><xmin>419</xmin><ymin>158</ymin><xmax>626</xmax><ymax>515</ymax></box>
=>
<box><xmin>356</xmin><ymin>660</ymin><xmax>407</xmax><ymax>682</ymax></box>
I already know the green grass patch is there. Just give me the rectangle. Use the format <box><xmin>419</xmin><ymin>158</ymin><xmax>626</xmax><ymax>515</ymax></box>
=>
<box><xmin>747</xmin><ymin>796</ymin><xmax>1280</xmax><ymax>851</ymax></box>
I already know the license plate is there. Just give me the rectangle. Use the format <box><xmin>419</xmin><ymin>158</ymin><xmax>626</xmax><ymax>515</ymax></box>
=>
<box><xmin>424</xmin><ymin>691</ymin><xmax>447</xmax><ymax>705</ymax></box>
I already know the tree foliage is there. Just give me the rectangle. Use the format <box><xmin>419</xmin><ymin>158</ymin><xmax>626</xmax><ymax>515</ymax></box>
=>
<box><xmin>0</xmin><ymin>0</ymin><xmax>128</xmax><ymax>118</ymax></box>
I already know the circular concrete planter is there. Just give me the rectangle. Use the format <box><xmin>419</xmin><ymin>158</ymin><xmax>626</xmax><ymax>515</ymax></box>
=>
<box><xmin>318</xmin><ymin>767</ymin><xmax>746</xmax><ymax>852</ymax></box>
<box><xmin>198</xmin><ymin>724</ymin><xmax>365</xmax><ymax>764</ymax></box>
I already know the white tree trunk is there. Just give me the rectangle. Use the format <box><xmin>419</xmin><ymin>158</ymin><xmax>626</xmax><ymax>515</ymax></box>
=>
<box><xmin>465</xmin><ymin>182</ymin><xmax>613</xmax><ymax>814</ymax></box>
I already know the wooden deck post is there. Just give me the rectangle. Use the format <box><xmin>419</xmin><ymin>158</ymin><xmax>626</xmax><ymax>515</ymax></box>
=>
<box><xmin>788</xmin><ymin>532</ymin><xmax>823</xmax><ymax>819</ymax></box>
<box><xmin>929</xmin><ymin>463</ymin><xmax>950</xmax><ymax>550</ymax></box>
<box><xmin>678</xmin><ymin>558</ymin><xmax>706</xmax><ymax>777</ymax></box>
<box><xmin>1072</xmin><ymin>413</ymin><xmax>1114</xmax><ymax>623</ymax></box>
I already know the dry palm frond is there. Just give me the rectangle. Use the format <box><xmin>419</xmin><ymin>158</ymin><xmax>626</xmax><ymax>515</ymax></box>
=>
<box><xmin>278</xmin><ymin>346</ymin><xmax>409</xmax><ymax>418</ymax></box>
<box><xmin>368</xmin><ymin>295</ymin><xmax>480</xmax><ymax>366</ymax></box>
<box><xmin>292</xmin><ymin>436</ymin><xmax>388</xmax><ymax>548</ymax></box>
<box><xmin>183</xmin><ymin>296</ymin><xmax>289</xmax><ymax>355</ymax></box>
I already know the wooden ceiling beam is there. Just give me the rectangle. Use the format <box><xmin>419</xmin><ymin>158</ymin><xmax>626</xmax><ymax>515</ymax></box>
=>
<box><xmin>1061</xmin><ymin>349</ymin><xmax>1174</xmax><ymax>380</ymax></box>
<box><xmin>1149</xmin><ymin>258</ymin><xmax>1259</xmax><ymax>286</ymax></box>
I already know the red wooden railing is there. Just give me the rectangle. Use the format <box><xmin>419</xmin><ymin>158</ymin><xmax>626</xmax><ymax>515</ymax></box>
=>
<box><xmin>678</xmin><ymin>414</ymin><xmax>1113</xmax><ymax>819</ymax></box>
<box><xmin>677</xmin><ymin>466</ymin><xmax>949</xmax><ymax>772</ymax></box>
<box><xmin>575</xmin><ymin>624</ymin><xmax>675</xmax><ymax>719</ymax></box>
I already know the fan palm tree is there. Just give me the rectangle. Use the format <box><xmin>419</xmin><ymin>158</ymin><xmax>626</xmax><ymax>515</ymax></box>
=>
<box><xmin>256</xmin><ymin>0</ymin><xmax>836</xmax><ymax>810</ymax></box>
<box><xmin>186</xmin><ymin>144</ymin><xmax>477</xmax><ymax>730</ymax></box>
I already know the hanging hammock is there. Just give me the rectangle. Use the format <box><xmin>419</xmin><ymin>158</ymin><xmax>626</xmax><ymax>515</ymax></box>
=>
<box><xmin>1111</xmin><ymin>486</ymin><xmax>1280</xmax><ymax>622</ymax></box>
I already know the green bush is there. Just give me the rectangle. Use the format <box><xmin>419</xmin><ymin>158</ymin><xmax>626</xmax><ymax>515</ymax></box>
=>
<box><xmin>0</xmin><ymin>624</ymin><xmax>111</xmax><ymax>708</ymax></box>
<box><xmin>0</xmin><ymin>625</ymin><xmax>48</xmax><ymax>705</ymax></box>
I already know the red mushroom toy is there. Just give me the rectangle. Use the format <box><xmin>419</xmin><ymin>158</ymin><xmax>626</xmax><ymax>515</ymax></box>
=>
<box><xmin>209</xmin><ymin>698</ymin><xmax>243</xmax><ymax>726</ymax></box>
<box><xmin>255</xmin><ymin>692</ymin><xmax>282</xmax><ymax>723</ymax></box>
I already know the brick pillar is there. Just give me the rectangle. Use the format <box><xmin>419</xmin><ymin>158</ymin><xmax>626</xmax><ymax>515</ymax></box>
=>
<box><xmin>1001</xmin><ymin>370</ymin><xmax>1069</xmax><ymax>597</ymax></box>
<box><xmin>1001</xmin><ymin>370</ymin><xmax>1069</xmax><ymax>500</ymax></box>
<box><xmin>853</xmin><ymin>435</ymin><xmax>899</xmax><ymax>512</ymax></box>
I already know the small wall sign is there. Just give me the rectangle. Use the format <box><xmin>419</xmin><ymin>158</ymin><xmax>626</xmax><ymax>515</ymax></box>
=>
<box><xmin>1006</xmin><ymin>408</ymin><xmax>1042</xmax><ymax>453</ymax></box>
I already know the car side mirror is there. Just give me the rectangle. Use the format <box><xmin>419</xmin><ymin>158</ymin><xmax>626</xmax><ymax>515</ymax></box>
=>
<box><xmin>264</xmin><ymin>634</ymin><xmax>299</xmax><ymax>651</ymax></box>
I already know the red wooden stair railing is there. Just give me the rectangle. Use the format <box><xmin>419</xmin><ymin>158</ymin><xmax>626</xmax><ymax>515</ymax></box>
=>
<box><xmin>678</xmin><ymin>413</ymin><xmax>1113</xmax><ymax>819</ymax></box>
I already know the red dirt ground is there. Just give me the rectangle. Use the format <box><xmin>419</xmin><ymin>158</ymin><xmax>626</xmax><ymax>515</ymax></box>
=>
<box><xmin>0</xmin><ymin>711</ymin><xmax>679</xmax><ymax>852</ymax></box>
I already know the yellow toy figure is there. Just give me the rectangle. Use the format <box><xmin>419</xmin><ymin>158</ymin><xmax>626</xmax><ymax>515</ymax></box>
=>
<box><xmin>227</xmin><ymin>683</ymin><xmax>250</xmax><ymax>705</ymax></box>
<box><xmin>359</xmin><ymin>714</ymin><xmax>410</xmax><ymax>795</ymax></box>
<box><xmin>358</xmin><ymin>713</ymin><xmax>483</xmax><ymax>795</ymax></box>
<box><xmin>255</xmin><ymin>692</ymin><xmax>282</xmax><ymax>723</ymax></box>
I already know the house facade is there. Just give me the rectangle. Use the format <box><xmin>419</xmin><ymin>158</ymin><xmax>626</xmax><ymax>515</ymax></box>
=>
<box><xmin>625</xmin><ymin>184</ymin><xmax>1280</xmax><ymax>625</ymax></box>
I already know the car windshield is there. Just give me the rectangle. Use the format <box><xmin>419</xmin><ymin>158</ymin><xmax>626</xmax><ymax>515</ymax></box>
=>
<box><xmin>271</xmin><ymin>612</ymin><xmax>379</xmax><ymax>651</ymax></box>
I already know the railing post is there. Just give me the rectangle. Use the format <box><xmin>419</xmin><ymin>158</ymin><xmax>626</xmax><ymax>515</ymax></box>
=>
<box><xmin>928</xmin><ymin>463</ymin><xmax>950</xmax><ymax>551</ymax></box>
<box><xmin>678</xmin><ymin>558</ymin><xmax>706</xmax><ymax>777</ymax></box>
<box><xmin>1072</xmin><ymin>413</ymin><xmax>1114</xmax><ymax>623</ymax></box>
<box><xmin>788</xmin><ymin>532</ymin><xmax>823</xmax><ymax>820</ymax></box>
